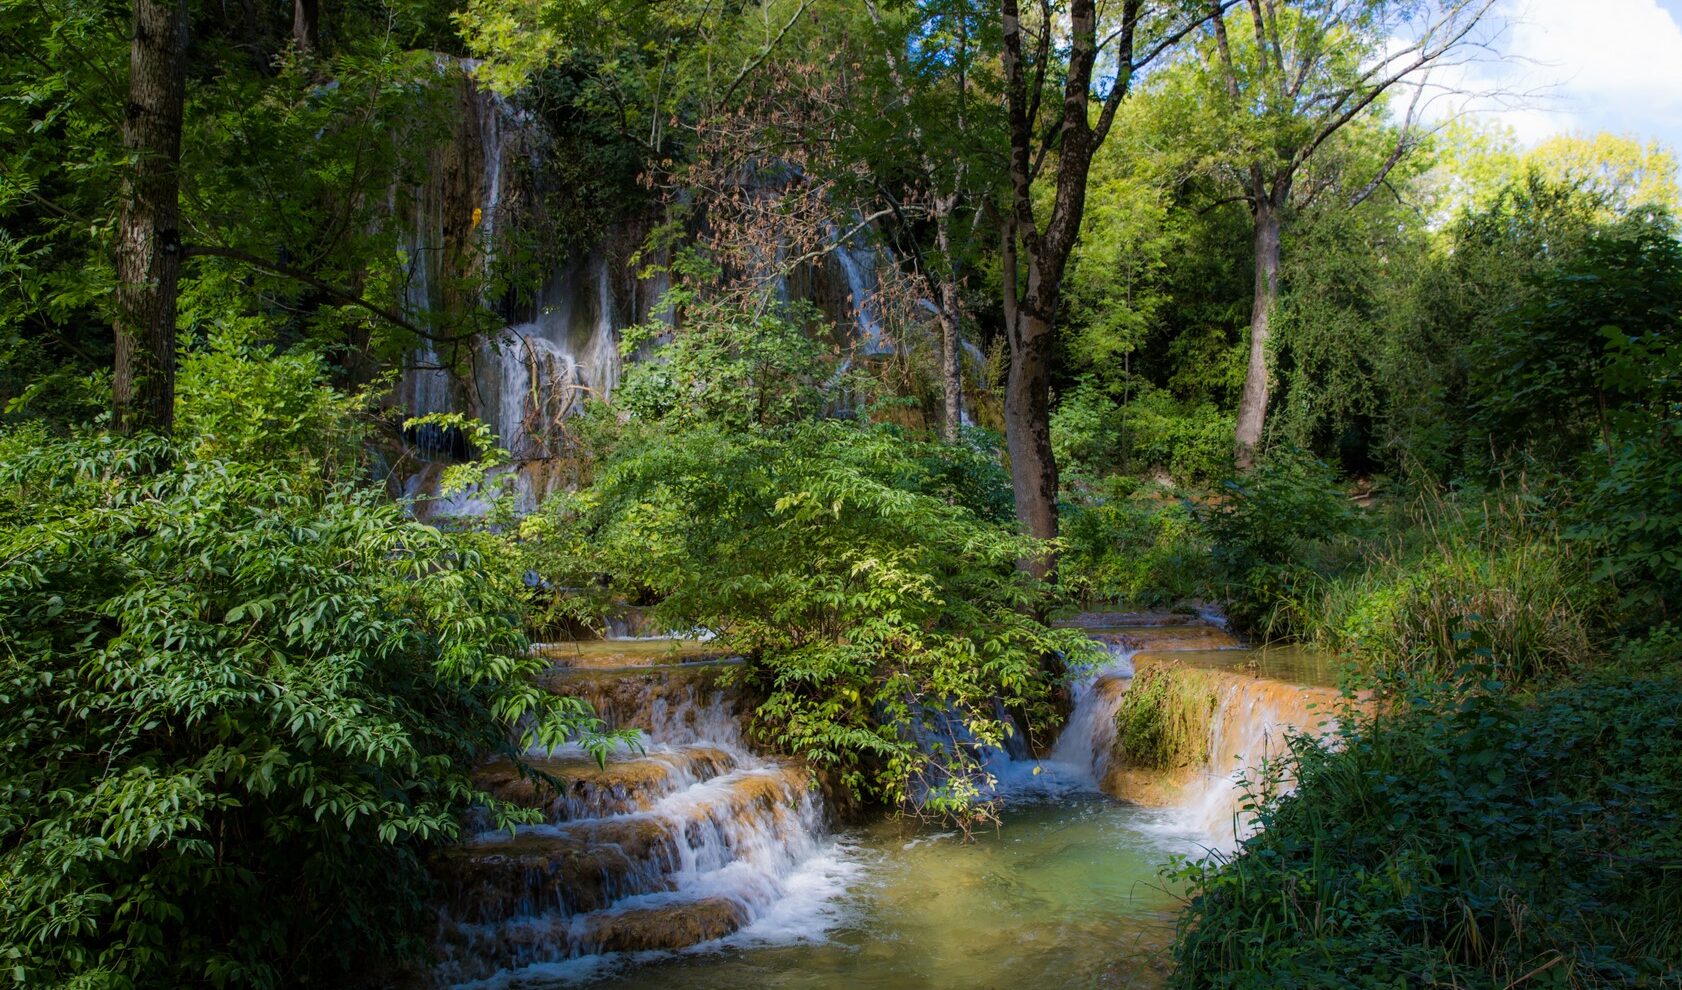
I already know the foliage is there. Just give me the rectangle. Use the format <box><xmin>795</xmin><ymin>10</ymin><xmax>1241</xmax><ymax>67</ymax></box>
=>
<box><xmin>615</xmin><ymin>253</ymin><xmax>840</xmax><ymax>431</ymax></box>
<box><xmin>1110</xmin><ymin>663</ymin><xmax>1218</xmax><ymax>772</ymax></box>
<box><xmin>1052</xmin><ymin>383</ymin><xmax>1233</xmax><ymax>485</ymax></box>
<box><xmin>0</xmin><ymin>429</ymin><xmax>614</xmax><ymax>988</ymax></box>
<box><xmin>522</xmin><ymin>417</ymin><xmax>1097</xmax><ymax>819</ymax></box>
<box><xmin>1059</xmin><ymin>476</ymin><xmax>1212</xmax><ymax>608</ymax></box>
<box><xmin>1169</xmin><ymin>673</ymin><xmax>1682</xmax><ymax>989</ymax></box>
<box><xmin>1302</xmin><ymin>493</ymin><xmax>1604</xmax><ymax>685</ymax></box>
<box><xmin>174</xmin><ymin>326</ymin><xmax>375</xmax><ymax>483</ymax></box>
<box><xmin>1197</xmin><ymin>450</ymin><xmax>1365</xmax><ymax>636</ymax></box>
<box><xmin>1469</xmin><ymin>219</ymin><xmax>1682</xmax><ymax>466</ymax></box>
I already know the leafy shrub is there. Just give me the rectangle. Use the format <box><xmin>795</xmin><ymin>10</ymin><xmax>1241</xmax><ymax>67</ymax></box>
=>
<box><xmin>1051</xmin><ymin>386</ymin><xmax>1232</xmax><ymax>486</ymax></box>
<box><xmin>1059</xmin><ymin>477</ymin><xmax>1213</xmax><ymax>608</ymax></box>
<box><xmin>0</xmin><ymin>429</ymin><xmax>610</xmax><ymax>988</ymax></box>
<box><xmin>524</xmin><ymin>418</ymin><xmax>1098</xmax><ymax>820</ymax></box>
<box><xmin>1111</xmin><ymin>664</ymin><xmax>1218</xmax><ymax>771</ymax></box>
<box><xmin>1298</xmin><ymin>492</ymin><xmax>1604</xmax><ymax>685</ymax></box>
<box><xmin>1169</xmin><ymin>675</ymin><xmax>1682</xmax><ymax>989</ymax></box>
<box><xmin>1198</xmin><ymin>450</ymin><xmax>1366</xmax><ymax>636</ymax></box>
<box><xmin>1118</xmin><ymin>391</ymin><xmax>1234</xmax><ymax>484</ymax></box>
<box><xmin>174</xmin><ymin>325</ymin><xmax>374</xmax><ymax>481</ymax></box>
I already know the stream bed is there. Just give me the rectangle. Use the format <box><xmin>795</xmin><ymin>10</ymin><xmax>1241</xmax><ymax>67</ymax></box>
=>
<box><xmin>439</xmin><ymin>622</ymin><xmax>1341</xmax><ymax>989</ymax></box>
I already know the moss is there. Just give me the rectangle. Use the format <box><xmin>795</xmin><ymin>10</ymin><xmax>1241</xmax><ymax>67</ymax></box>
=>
<box><xmin>1111</xmin><ymin>664</ymin><xmax>1220</xmax><ymax>772</ymax></box>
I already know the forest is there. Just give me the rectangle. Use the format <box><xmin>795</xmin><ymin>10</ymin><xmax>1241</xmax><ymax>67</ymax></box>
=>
<box><xmin>2</xmin><ymin>0</ymin><xmax>1680</xmax><ymax>986</ymax></box>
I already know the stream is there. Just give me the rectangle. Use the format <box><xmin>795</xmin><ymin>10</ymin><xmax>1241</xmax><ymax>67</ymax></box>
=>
<box><xmin>430</xmin><ymin>617</ymin><xmax>1345</xmax><ymax>989</ymax></box>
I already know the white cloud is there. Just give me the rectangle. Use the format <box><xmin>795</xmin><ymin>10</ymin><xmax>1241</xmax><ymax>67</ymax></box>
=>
<box><xmin>1419</xmin><ymin>0</ymin><xmax>1682</xmax><ymax>149</ymax></box>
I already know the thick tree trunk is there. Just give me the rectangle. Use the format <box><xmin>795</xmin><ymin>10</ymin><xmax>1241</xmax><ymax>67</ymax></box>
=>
<box><xmin>1234</xmin><ymin>201</ymin><xmax>1281</xmax><ymax>471</ymax></box>
<box><xmin>999</xmin><ymin>220</ymin><xmax>1058</xmax><ymax>578</ymax></box>
<box><xmin>934</xmin><ymin>205</ymin><xmax>963</xmax><ymax>442</ymax></box>
<box><xmin>1005</xmin><ymin>311</ymin><xmax>1059</xmax><ymax>562</ymax></box>
<box><xmin>112</xmin><ymin>0</ymin><xmax>188</xmax><ymax>436</ymax></box>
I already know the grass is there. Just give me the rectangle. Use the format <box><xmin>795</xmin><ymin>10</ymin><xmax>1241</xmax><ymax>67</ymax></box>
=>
<box><xmin>1111</xmin><ymin>663</ymin><xmax>1220</xmax><ymax>772</ymax></box>
<box><xmin>1275</xmin><ymin>490</ymin><xmax>1607</xmax><ymax>686</ymax></box>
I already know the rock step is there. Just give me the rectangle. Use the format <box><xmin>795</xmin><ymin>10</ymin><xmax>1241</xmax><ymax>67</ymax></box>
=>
<box><xmin>540</xmin><ymin>663</ymin><xmax>747</xmax><ymax>746</ymax></box>
<box><xmin>475</xmin><ymin>747</ymin><xmax>739</xmax><ymax>822</ymax></box>
<box><xmin>1094</xmin><ymin>623</ymin><xmax>1239</xmax><ymax>653</ymax></box>
<box><xmin>434</xmin><ymin>895</ymin><xmax>751</xmax><ymax>984</ymax></box>
<box><xmin>434</xmin><ymin>764</ymin><xmax>811</xmax><ymax>925</ymax></box>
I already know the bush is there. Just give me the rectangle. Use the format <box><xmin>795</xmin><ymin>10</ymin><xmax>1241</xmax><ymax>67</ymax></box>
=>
<box><xmin>0</xmin><ymin>430</ymin><xmax>610</xmax><ymax>988</ymax></box>
<box><xmin>1111</xmin><ymin>664</ymin><xmax>1219</xmax><ymax>771</ymax></box>
<box><xmin>1198</xmin><ymin>450</ymin><xmax>1366</xmax><ymax>636</ymax></box>
<box><xmin>524</xmin><ymin>418</ymin><xmax>1098</xmax><ymax>820</ymax></box>
<box><xmin>1169</xmin><ymin>674</ymin><xmax>1682</xmax><ymax>989</ymax></box>
<box><xmin>1059</xmin><ymin>477</ymin><xmax>1213</xmax><ymax>608</ymax></box>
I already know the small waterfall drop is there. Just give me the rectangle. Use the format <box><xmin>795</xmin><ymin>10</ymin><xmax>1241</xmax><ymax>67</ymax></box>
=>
<box><xmin>430</xmin><ymin>661</ymin><xmax>854</xmax><ymax>987</ymax></box>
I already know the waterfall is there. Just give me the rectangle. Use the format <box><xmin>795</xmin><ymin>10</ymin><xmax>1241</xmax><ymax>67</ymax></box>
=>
<box><xmin>430</xmin><ymin>661</ymin><xmax>854</xmax><ymax>987</ymax></box>
<box><xmin>1002</xmin><ymin>617</ymin><xmax>1343</xmax><ymax>847</ymax></box>
<box><xmin>827</xmin><ymin>223</ymin><xmax>891</xmax><ymax>356</ymax></box>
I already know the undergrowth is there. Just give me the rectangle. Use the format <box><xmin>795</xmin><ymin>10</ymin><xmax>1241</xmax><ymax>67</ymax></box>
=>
<box><xmin>1168</xmin><ymin>671</ymin><xmax>1682</xmax><ymax>989</ymax></box>
<box><xmin>1111</xmin><ymin>663</ymin><xmax>1220</xmax><ymax>771</ymax></box>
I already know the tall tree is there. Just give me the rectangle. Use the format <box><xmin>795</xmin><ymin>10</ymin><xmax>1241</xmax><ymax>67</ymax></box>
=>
<box><xmin>111</xmin><ymin>0</ymin><xmax>189</xmax><ymax>435</ymax></box>
<box><xmin>996</xmin><ymin>0</ymin><xmax>1211</xmax><ymax>573</ymax></box>
<box><xmin>1202</xmin><ymin>0</ymin><xmax>1494</xmax><ymax>469</ymax></box>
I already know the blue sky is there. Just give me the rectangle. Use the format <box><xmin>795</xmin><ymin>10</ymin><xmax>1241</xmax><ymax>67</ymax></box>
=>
<box><xmin>1429</xmin><ymin>0</ymin><xmax>1682</xmax><ymax>153</ymax></box>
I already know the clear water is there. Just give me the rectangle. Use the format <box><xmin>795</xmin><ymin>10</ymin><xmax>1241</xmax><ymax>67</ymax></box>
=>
<box><xmin>477</xmin><ymin>793</ymin><xmax>1204</xmax><ymax>990</ymax></box>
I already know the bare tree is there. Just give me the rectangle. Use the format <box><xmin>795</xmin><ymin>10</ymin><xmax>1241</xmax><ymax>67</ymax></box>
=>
<box><xmin>1208</xmin><ymin>0</ymin><xmax>1497</xmax><ymax>470</ymax></box>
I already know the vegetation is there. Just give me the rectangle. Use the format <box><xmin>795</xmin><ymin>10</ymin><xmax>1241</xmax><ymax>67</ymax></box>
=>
<box><xmin>0</xmin><ymin>427</ymin><xmax>613</xmax><ymax>987</ymax></box>
<box><xmin>1110</xmin><ymin>664</ymin><xmax>1218</xmax><ymax>772</ymax></box>
<box><xmin>1170</xmin><ymin>674</ymin><xmax>1682</xmax><ymax>989</ymax></box>
<box><xmin>2</xmin><ymin>0</ymin><xmax>1679</xmax><ymax>983</ymax></box>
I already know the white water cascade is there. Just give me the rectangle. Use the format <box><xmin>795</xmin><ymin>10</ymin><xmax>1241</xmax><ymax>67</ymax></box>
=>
<box><xmin>430</xmin><ymin>662</ymin><xmax>854</xmax><ymax>988</ymax></box>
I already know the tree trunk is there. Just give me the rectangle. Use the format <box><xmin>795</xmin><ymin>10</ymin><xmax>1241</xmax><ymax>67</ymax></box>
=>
<box><xmin>112</xmin><ymin>0</ymin><xmax>188</xmax><ymax>436</ymax></box>
<box><xmin>1005</xmin><ymin>311</ymin><xmax>1059</xmax><ymax>563</ymax></box>
<box><xmin>934</xmin><ymin>204</ymin><xmax>963</xmax><ymax>442</ymax></box>
<box><xmin>1000</xmin><ymin>219</ymin><xmax>1058</xmax><ymax>578</ymax></box>
<box><xmin>292</xmin><ymin>0</ymin><xmax>319</xmax><ymax>52</ymax></box>
<box><xmin>1234</xmin><ymin>200</ymin><xmax>1281</xmax><ymax>470</ymax></box>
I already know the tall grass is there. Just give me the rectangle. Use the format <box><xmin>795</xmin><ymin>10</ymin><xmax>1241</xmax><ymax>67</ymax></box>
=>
<box><xmin>1296</xmin><ymin>490</ymin><xmax>1606</xmax><ymax>684</ymax></box>
<box><xmin>1112</xmin><ymin>663</ymin><xmax>1219</xmax><ymax>771</ymax></box>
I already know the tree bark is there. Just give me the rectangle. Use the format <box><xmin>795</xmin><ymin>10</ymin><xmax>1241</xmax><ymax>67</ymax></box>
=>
<box><xmin>934</xmin><ymin>202</ymin><xmax>963</xmax><ymax>442</ymax></box>
<box><xmin>1005</xmin><ymin>310</ymin><xmax>1059</xmax><ymax>576</ymax></box>
<box><xmin>1234</xmin><ymin>199</ymin><xmax>1281</xmax><ymax>470</ymax></box>
<box><xmin>112</xmin><ymin>0</ymin><xmax>188</xmax><ymax>436</ymax></box>
<box><xmin>292</xmin><ymin>0</ymin><xmax>318</xmax><ymax>52</ymax></box>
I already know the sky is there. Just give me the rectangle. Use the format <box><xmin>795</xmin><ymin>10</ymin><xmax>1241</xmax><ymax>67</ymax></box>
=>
<box><xmin>1430</xmin><ymin>0</ymin><xmax>1682</xmax><ymax>153</ymax></box>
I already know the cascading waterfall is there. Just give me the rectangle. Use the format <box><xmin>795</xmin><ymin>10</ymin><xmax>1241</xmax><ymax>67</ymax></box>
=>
<box><xmin>430</xmin><ymin>661</ymin><xmax>852</xmax><ymax>988</ymax></box>
<box><xmin>1030</xmin><ymin>618</ymin><xmax>1345</xmax><ymax>845</ymax></box>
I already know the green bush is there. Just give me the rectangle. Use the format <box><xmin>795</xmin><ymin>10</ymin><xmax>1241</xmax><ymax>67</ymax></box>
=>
<box><xmin>1059</xmin><ymin>477</ymin><xmax>1213</xmax><ymax>608</ymax></box>
<box><xmin>0</xmin><ymin>429</ymin><xmax>610</xmax><ymax>988</ymax></box>
<box><xmin>524</xmin><ymin>418</ymin><xmax>1097</xmax><ymax>820</ymax></box>
<box><xmin>1198</xmin><ymin>451</ymin><xmax>1366</xmax><ymax>636</ymax></box>
<box><xmin>1111</xmin><ymin>664</ymin><xmax>1219</xmax><ymax>771</ymax></box>
<box><xmin>1118</xmin><ymin>391</ymin><xmax>1234</xmax><ymax>484</ymax></box>
<box><xmin>1169</xmin><ymin>674</ymin><xmax>1682</xmax><ymax>989</ymax></box>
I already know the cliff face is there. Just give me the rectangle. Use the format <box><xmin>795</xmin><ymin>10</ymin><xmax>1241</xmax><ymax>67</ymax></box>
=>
<box><xmin>389</xmin><ymin>63</ymin><xmax>904</xmax><ymax>508</ymax></box>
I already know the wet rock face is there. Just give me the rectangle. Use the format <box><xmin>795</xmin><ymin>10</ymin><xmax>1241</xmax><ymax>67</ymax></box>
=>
<box><xmin>426</xmin><ymin>664</ymin><xmax>829</xmax><ymax>987</ymax></box>
<box><xmin>581</xmin><ymin>897</ymin><xmax>750</xmax><ymax>954</ymax></box>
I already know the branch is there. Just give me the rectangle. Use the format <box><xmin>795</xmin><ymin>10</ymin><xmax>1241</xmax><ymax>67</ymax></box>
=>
<box><xmin>183</xmin><ymin>244</ymin><xmax>471</xmax><ymax>343</ymax></box>
<box><xmin>715</xmin><ymin>0</ymin><xmax>812</xmax><ymax>110</ymax></box>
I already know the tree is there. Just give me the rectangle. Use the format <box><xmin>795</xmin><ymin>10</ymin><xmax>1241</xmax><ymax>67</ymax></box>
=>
<box><xmin>995</xmin><ymin>0</ymin><xmax>1213</xmax><ymax>572</ymax></box>
<box><xmin>1199</xmin><ymin>0</ymin><xmax>1494</xmax><ymax>469</ymax></box>
<box><xmin>111</xmin><ymin>0</ymin><xmax>188</xmax><ymax>435</ymax></box>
